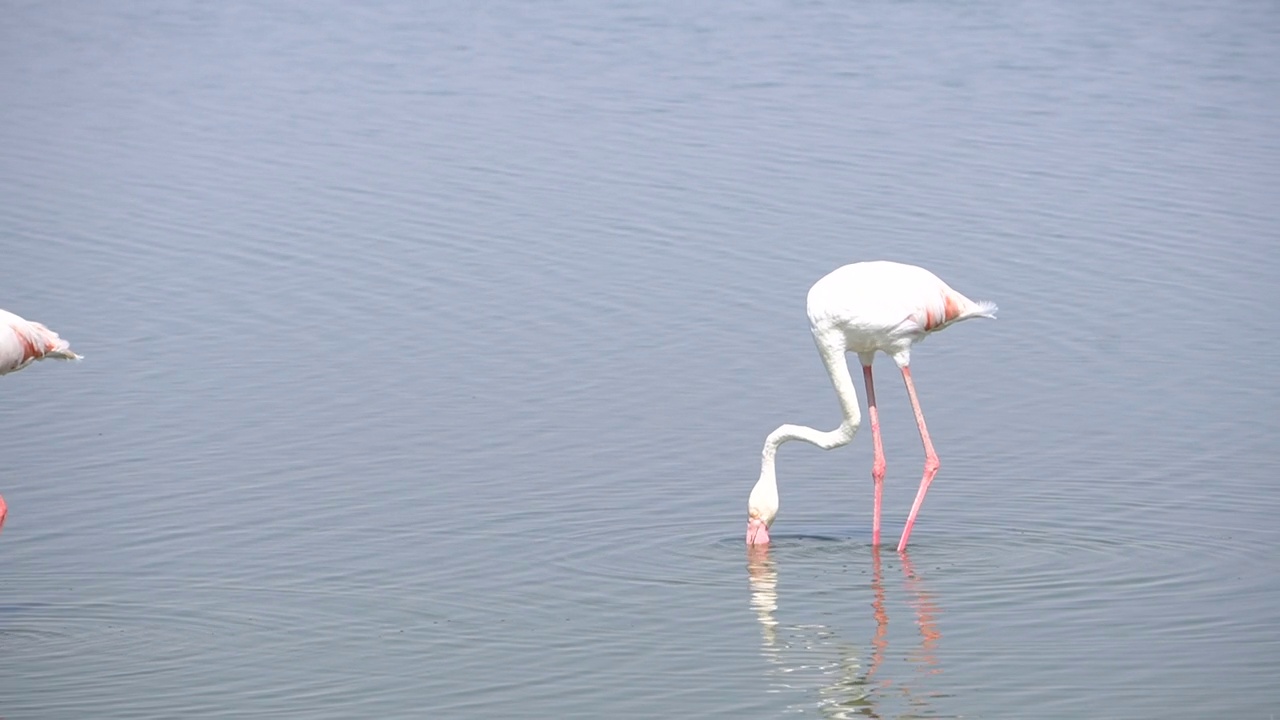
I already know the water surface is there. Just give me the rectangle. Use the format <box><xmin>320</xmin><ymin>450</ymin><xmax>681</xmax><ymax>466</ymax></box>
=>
<box><xmin>2</xmin><ymin>0</ymin><xmax>1278</xmax><ymax>717</ymax></box>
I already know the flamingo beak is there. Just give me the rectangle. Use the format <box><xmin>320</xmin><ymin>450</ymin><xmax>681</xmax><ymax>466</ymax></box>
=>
<box><xmin>746</xmin><ymin>517</ymin><xmax>771</xmax><ymax>546</ymax></box>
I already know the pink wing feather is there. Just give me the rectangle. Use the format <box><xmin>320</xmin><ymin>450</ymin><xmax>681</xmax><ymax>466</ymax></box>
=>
<box><xmin>0</xmin><ymin>310</ymin><xmax>82</xmax><ymax>376</ymax></box>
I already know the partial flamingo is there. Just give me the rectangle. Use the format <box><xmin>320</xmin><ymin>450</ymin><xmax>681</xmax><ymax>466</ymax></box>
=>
<box><xmin>1</xmin><ymin>308</ymin><xmax>81</xmax><ymax>531</ymax></box>
<box><xmin>746</xmin><ymin>261</ymin><xmax>995</xmax><ymax>552</ymax></box>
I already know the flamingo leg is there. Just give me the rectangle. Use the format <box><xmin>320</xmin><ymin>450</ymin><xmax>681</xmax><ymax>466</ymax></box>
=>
<box><xmin>861</xmin><ymin>363</ymin><xmax>885</xmax><ymax>547</ymax></box>
<box><xmin>897</xmin><ymin>366</ymin><xmax>939</xmax><ymax>552</ymax></box>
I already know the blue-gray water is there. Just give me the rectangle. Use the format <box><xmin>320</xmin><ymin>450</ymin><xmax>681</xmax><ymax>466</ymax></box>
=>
<box><xmin>2</xmin><ymin>1</ymin><xmax>1278</xmax><ymax>717</ymax></box>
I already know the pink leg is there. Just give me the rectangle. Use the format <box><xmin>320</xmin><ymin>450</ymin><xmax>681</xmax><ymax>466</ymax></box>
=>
<box><xmin>897</xmin><ymin>366</ymin><xmax>939</xmax><ymax>552</ymax></box>
<box><xmin>862</xmin><ymin>364</ymin><xmax>886</xmax><ymax>547</ymax></box>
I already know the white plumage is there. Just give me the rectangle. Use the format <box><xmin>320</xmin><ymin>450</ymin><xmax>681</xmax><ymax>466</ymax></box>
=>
<box><xmin>1</xmin><ymin>308</ymin><xmax>80</xmax><ymax>531</ymax></box>
<box><xmin>746</xmin><ymin>261</ymin><xmax>995</xmax><ymax>552</ymax></box>
<box><xmin>1</xmin><ymin>309</ymin><xmax>81</xmax><ymax>376</ymax></box>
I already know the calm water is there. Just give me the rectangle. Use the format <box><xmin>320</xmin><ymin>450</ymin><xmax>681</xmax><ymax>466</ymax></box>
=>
<box><xmin>2</xmin><ymin>1</ymin><xmax>1278</xmax><ymax>717</ymax></box>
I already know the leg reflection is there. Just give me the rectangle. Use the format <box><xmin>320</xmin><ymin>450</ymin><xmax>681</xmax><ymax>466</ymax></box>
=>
<box><xmin>868</xmin><ymin>545</ymin><xmax>888</xmax><ymax>683</ymax></box>
<box><xmin>899</xmin><ymin>550</ymin><xmax>942</xmax><ymax>675</ymax></box>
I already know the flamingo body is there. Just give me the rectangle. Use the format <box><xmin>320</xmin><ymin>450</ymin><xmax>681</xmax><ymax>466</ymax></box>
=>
<box><xmin>1</xmin><ymin>309</ymin><xmax>81</xmax><ymax>376</ymax></box>
<box><xmin>1</xmin><ymin>308</ymin><xmax>80</xmax><ymax>533</ymax></box>
<box><xmin>806</xmin><ymin>262</ymin><xmax>996</xmax><ymax>364</ymax></box>
<box><xmin>747</xmin><ymin>261</ymin><xmax>995</xmax><ymax>551</ymax></box>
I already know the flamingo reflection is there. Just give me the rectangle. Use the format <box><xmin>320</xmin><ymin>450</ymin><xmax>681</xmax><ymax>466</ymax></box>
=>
<box><xmin>901</xmin><ymin>551</ymin><xmax>942</xmax><ymax>676</ymax></box>
<box><xmin>746</xmin><ymin>545</ymin><xmax>943</xmax><ymax>718</ymax></box>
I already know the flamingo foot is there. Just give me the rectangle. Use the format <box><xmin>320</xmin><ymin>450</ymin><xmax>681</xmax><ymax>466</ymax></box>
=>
<box><xmin>746</xmin><ymin>517</ymin><xmax>771</xmax><ymax>546</ymax></box>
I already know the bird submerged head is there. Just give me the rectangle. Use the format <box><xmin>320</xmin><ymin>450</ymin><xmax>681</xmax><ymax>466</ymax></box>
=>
<box><xmin>747</xmin><ymin>513</ymin><xmax>772</xmax><ymax>546</ymax></box>
<box><xmin>747</xmin><ymin>471</ymin><xmax>779</xmax><ymax>546</ymax></box>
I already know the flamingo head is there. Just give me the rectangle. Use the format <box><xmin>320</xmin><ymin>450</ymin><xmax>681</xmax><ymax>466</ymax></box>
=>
<box><xmin>747</xmin><ymin>514</ymin><xmax>771</xmax><ymax>546</ymax></box>
<box><xmin>747</xmin><ymin>471</ymin><xmax>778</xmax><ymax>546</ymax></box>
<box><xmin>746</xmin><ymin>501</ymin><xmax>777</xmax><ymax>546</ymax></box>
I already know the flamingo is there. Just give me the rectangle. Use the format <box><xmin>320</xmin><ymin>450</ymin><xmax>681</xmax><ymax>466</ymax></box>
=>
<box><xmin>746</xmin><ymin>261</ymin><xmax>995</xmax><ymax>552</ymax></box>
<box><xmin>1</xmin><ymin>308</ymin><xmax>81</xmax><ymax>531</ymax></box>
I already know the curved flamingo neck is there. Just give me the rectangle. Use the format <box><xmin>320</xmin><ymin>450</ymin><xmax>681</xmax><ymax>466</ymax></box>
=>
<box><xmin>766</xmin><ymin>337</ymin><xmax>864</xmax><ymax>453</ymax></box>
<box><xmin>751</xmin><ymin>340</ymin><xmax>864</xmax><ymax>523</ymax></box>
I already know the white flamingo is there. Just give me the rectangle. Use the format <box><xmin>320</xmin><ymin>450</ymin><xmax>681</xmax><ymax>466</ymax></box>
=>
<box><xmin>746</xmin><ymin>261</ymin><xmax>995</xmax><ymax>552</ymax></box>
<box><xmin>1</xmin><ymin>308</ymin><xmax>81</xmax><ymax>530</ymax></box>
